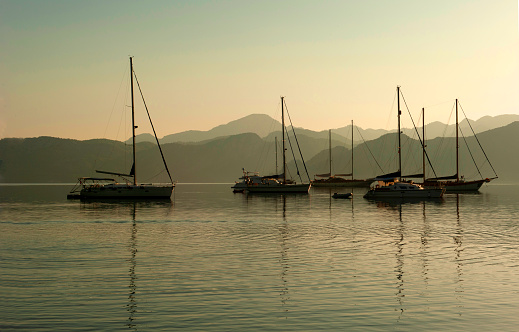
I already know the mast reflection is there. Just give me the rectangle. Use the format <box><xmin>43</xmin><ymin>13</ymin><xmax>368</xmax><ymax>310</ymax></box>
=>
<box><xmin>278</xmin><ymin>195</ymin><xmax>289</xmax><ymax>318</ymax></box>
<box><xmin>454</xmin><ymin>194</ymin><xmax>464</xmax><ymax>315</ymax></box>
<box><xmin>395</xmin><ymin>203</ymin><xmax>405</xmax><ymax>320</ymax></box>
<box><xmin>127</xmin><ymin>203</ymin><xmax>137</xmax><ymax>329</ymax></box>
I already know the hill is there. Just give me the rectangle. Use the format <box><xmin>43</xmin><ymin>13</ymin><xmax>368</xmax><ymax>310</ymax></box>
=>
<box><xmin>0</xmin><ymin>122</ymin><xmax>515</xmax><ymax>184</ymax></box>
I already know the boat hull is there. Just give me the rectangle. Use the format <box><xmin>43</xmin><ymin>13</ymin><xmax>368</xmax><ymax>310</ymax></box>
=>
<box><xmin>79</xmin><ymin>184</ymin><xmax>174</xmax><ymax>199</ymax></box>
<box><xmin>245</xmin><ymin>183</ymin><xmax>311</xmax><ymax>194</ymax></box>
<box><xmin>424</xmin><ymin>179</ymin><xmax>489</xmax><ymax>192</ymax></box>
<box><xmin>332</xmin><ymin>193</ymin><xmax>352</xmax><ymax>199</ymax></box>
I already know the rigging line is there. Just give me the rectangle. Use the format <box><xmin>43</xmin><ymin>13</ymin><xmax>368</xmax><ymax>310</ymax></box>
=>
<box><xmin>143</xmin><ymin>168</ymin><xmax>166</xmax><ymax>183</ymax></box>
<box><xmin>433</xmin><ymin>101</ymin><xmax>455</xmax><ymax>165</ymax></box>
<box><xmin>399</xmin><ymin>90</ymin><xmax>439</xmax><ymax>179</ymax></box>
<box><xmin>355</xmin><ymin>126</ymin><xmax>384</xmax><ymax>173</ymax></box>
<box><xmin>458</xmin><ymin>102</ymin><xmax>498</xmax><ymax>178</ymax></box>
<box><xmin>283</xmin><ymin>99</ymin><xmax>311</xmax><ymax>182</ymax></box>
<box><xmin>284</xmin><ymin>125</ymin><xmax>303</xmax><ymax>183</ymax></box>
<box><xmin>132</xmin><ymin>70</ymin><xmax>174</xmax><ymax>184</ymax></box>
<box><xmin>95</xmin><ymin>63</ymin><xmax>129</xmax><ymax>170</ymax></box>
<box><xmin>459</xmin><ymin>126</ymin><xmax>484</xmax><ymax>180</ymax></box>
<box><xmin>257</xmin><ymin>103</ymin><xmax>279</xmax><ymax>172</ymax></box>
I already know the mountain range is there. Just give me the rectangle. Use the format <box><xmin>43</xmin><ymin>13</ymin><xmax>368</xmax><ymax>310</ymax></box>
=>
<box><xmin>129</xmin><ymin>113</ymin><xmax>519</xmax><ymax>146</ymax></box>
<box><xmin>0</xmin><ymin>116</ymin><xmax>514</xmax><ymax>184</ymax></box>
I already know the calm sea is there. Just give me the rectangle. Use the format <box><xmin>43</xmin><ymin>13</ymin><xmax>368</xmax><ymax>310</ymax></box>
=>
<box><xmin>1</xmin><ymin>183</ymin><xmax>518</xmax><ymax>331</ymax></box>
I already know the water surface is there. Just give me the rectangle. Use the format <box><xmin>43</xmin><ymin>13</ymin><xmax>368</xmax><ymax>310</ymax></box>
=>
<box><xmin>1</xmin><ymin>184</ymin><xmax>518</xmax><ymax>330</ymax></box>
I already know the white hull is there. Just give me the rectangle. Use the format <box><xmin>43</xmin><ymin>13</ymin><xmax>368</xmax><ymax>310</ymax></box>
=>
<box><xmin>245</xmin><ymin>183</ymin><xmax>311</xmax><ymax>194</ymax></box>
<box><xmin>79</xmin><ymin>184</ymin><xmax>174</xmax><ymax>199</ymax></box>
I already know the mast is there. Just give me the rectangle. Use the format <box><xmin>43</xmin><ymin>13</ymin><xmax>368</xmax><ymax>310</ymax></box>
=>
<box><xmin>351</xmin><ymin>120</ymin><xmax>354</xmax><ymax>180</ymax></box>
<box><xmin>456</xmin><ymin>99</ymin><xmax>459</xmax><ymax>182</ymax></box>
<box><xmin>329</xmin><ymin>129</ymin><xmax>332</xmax><ymax>176</ymax></box>
<box><xmin>397</xmin><ymin>86</ymin><xmax>401</xmax><ymax>181</ymax></box>
<box><xmin>130</xmin><ymin>57</ymin><xmax>136</xmax><ymax>185</ymax></box>
<box><xmin>422</xmin><ymin>107</ymin><xmax>426</xmax><ymax>184</ymax></box>
<box><xmin>275</xmin><ymin>136</ymin><xmax>278</xmax><ymax>175</ymax></box>
<box><xmin>282</xmin><ymin>97</ymin><xmax>286</xmax><ymax>185</ymax></box>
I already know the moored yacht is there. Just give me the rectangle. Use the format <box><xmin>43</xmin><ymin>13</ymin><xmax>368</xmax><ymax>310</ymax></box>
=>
<box><xmin>231</xmin><ymin>97</ymin><xmax>311</xmax><ymax>194</ymax></box>
<box><xmin>363</xmin><ymin>87</ymin><xmax>444</xmax><ymax>199</ymax></box>
<box><xmin>68</xmin><ymin>57</ymin><xmax>174</xmax><ymax>199</ymax></box>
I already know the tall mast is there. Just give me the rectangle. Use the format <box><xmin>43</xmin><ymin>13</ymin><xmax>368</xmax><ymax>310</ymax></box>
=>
<box><xmin>397</xmin><ymin>86</ymin><xmax>401</xmax><ymax>182</ymax></box>
<box><xmin>130</xmin><ymin>57</ymin><xmax>136</xmax><ymax>185</ymax></box>
<box><xmin>351</xmin><ymin>120</ymin><xmax>354</xmax><ymax>180</ymax></box>
<box><xmin>329</xmin><ymin>129</ymin><xmax>332</xmax><ymax>176</ymax></box>
<box><xmin>281</xmin><ymin>97</ymin><xmax>286</xmax><ymax>185</ymax></box>
<box><xmin>422</xmin><ymin>107</ymin><xmax>426</xmax><ymax>184</ymax></box>
<box><xmin>456</xmin><ymin>99</ymin><xmax>459</xmax><ymax>182</ymax></box>
<box><xmin>275</xmin><ymin>136</ymin><xmax>278</xmax><ymax>175</ymax></box>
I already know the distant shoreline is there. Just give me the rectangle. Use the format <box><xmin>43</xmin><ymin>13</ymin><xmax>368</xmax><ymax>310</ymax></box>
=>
<box><xmin>0</xmin><ymin>182</ymin><xmax>235</xmax><ymax>186</ymax></box>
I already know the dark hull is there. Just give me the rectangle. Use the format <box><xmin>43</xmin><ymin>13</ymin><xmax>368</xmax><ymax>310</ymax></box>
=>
<box><xmin>423</xmin><ymin>179</ymin><xmax>490</xmax><ymax>192</ymax></box>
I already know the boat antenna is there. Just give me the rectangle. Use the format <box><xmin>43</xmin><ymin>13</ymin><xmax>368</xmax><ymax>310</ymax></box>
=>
<box><xmin>456</xmin><ymin>99</ymin><xmax>459</xmax><ymax>182</ymax></box>
<box><xmin>130</xmin><ymin>57</ymin><xmax>137</xmax><ymax>185</ymax></box>
<box><xmin>282</xmin><ymin>96</ymin><xmax>286</xmax><ymax>184</ymax></box>
<box><xmin>329</xmin><ymin>129</ymin><xmax>332</xmax><ymax>177</ymax></box>
<box><xmin>423</xmin><ymin>108</ymin><xmax>426</xmax><ymax>184</ymax></box>
<box><xmin>351</xmin><ymin>120</ymin><xmax>354</xmax><ymax>180</ymax></box>
<box><xmin>397</xmin><ymin>86</ymin><xmax>402</xmax><ymax>181</ymax></box>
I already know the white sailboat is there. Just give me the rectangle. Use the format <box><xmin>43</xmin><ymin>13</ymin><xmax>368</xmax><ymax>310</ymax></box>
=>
<box><xmin>68</xmin><ymin>57</ymin><xmax>174</xmax><ymax>199</ymax></box>
<box><xmin>232</xmin><ymin>97</ymin><xmax>311</xmax><ymax>194</ymax></box>
<box><xmin>312</xmin><ymin>122</ymin><xmax>373</xmax><ymax>188</ymax></box>
<box><xmin>364</xmin><ymin>86</ymin><xmax>445</xmax><ymax>199</ymax></box>
<box><xmin>423</xmin><ymin>99</ymin><xmax>497</xmax><ymax>191</ymax></box>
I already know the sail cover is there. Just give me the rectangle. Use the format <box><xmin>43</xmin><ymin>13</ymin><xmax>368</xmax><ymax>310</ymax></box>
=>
<box><xmin>427</xmin><ymin>173</ymin><xmax>458</xmax><ymax>181</ymax></box>
<box><xmin>402</xmin><ymin>173</ymin><xmax>424</xmax><ymax>178</ymax></box>
<box><xmin>374</xmin><ymin>171</ymin><xmax>401</xmax><ymax>181</ymax></box>
<box><xmin>262</xmin><ymin>173</ymin><xmax>284</xmax><ymax>179</ymax></box>
<box><xmin>334</xmin><ymin>173</ymin><xmax>353</xmax><ymax>177</ymax></box>
<box><xmin>315</xmin><ymin>173</ymin><xmax>331</xmax><ymax>177</ymax></box>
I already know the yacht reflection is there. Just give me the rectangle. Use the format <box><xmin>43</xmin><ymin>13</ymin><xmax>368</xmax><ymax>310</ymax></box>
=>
<box><xmin>127</xmin><ymin>203</ymin><xmax>137</xmax><ymax>329</ymax></box>
<box><xmin>278</xmin><ymin>195</ymin><xmax>290</xmax><ymax>317</ymax></box>
<box><xmin>394</xmin><ymin>204</ymin><xmax>405</xmax><ymax>321</ymax></box>
<box><xmin>454</xmin><ymin>194</ymin><xmax>464</xmax><ymax>314</ymax></box>
<box><xmin>420</xmin><ymin>202</ymin><xmax>430</xmax><ymax>289</ymax></box>
<box><xmin>366</xmin><ymin>196</ymin><xmax>444</xmax><ymax>208</ymax></box>
<box><xmin>77</xmin><ymin>199</ymin><xmax>173</xmax><ymax>218</ymax></box>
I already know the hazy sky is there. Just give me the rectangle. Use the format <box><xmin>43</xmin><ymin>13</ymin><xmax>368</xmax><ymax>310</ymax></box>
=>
<box><xmin>1</xmin><ymin>0</ymin><xmax>518</xmax><ymax>140</ymax></box>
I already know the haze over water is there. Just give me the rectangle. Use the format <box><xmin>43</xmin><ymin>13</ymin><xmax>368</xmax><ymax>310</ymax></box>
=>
<box><xmin>1</xmin><ymin>184</ymin><xmax>518</xmax><ymax>330</ymax></box>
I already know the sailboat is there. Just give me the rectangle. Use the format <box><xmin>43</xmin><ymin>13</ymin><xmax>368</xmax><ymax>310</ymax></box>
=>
<box><xmin>364</xmin><ymin>87</ymin><xmax>445</xmax><ymax>199</ymax></box>
<box><xmin>67</xmin><ymin>57</ymin><xmax>175</xmax><ymax>199</ymax></box>
<box><xmin>312</xmin><ymin>122</ymin><xmax>373</xmax><ymax>187</ymax></box>
<box><xmin>232</xmin><ymin>97</ymin><xmax>311</xmax><ymax>194</ymax></box>
<box><xmin>423</xmin><ymin>99</ymin><xmax>498</xmax><ymax>191</ymax></box>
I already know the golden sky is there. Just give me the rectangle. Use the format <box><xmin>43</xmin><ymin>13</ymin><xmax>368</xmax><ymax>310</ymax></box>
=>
<box><xmin>1</xmin><ymin>0</ymin><xmax>518</xmax><ymax>140</ymax></box>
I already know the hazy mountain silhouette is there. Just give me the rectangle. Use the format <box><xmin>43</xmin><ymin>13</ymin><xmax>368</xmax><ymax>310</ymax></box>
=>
<box><xmin>161</xmin><ymin>114</ymin><xmax>280</xmax><ymax>143</ymax></box>
<box><xmin>127</xmin><ymin>113</ymin><xmax>519</xmax><ymax>147</ymax></box>
<box><xmin>0</xmin><ymin>121</ymin><xmax>514</xmax><ymax>184</ymax></box>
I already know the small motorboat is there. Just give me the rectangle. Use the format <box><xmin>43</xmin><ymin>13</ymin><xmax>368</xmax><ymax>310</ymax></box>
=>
<box><xmin>332</xmin><ymin>192</ymin><xmax>352</xmax><ymax>199</ymax></box>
